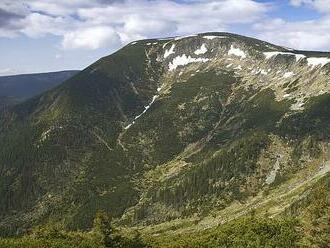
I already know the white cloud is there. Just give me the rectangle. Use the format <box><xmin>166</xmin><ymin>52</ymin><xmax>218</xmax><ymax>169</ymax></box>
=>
<box><xmin>254</xmin><ymin>17</ymin><xmax>330</xmax><ymax>51</ymax></box>
<box><xmin>0</xmin><ymin>0</ymin><xmax>270</xmax><ymax>50</ymax></box>
<box><xmin>0</xmin><ymin>67</ymin><xmax>22</xmax><ymax>76</ymax></box>
<box><xmin>76</xmin><ymin>0</ymin><xmax>269</xmax><ymax>44</ymax></box>
<box><xmin>0</xmin><ymin>68</ymin><xmax>12</xmax><ymax>74</ymax></box>
<box><xmin>4</xmin><ymin>0</ymin><xmax>330</xmax><ymax>52</ymax></box>
<box><xmin>20</xmin><ymin>13</ymin><xmax>74</xmax><ymax>38</ymax></box>
<box><xmin>252</xmin><ymin>1</ymin><xmax>330</xmax><ymax>51</ymax></box>
<box><xmin>62</xmin><ymin>26</ymin><xmax>120</xmax><ymax>50</ymax></box>
<box><xmin>26</xmin><ymin>0</ymin><xmax>96</xmax><ymax>16</ymax></box>
<box><xmin>290</xmin><ymin>0</ymin><xmax>330</xmax><ymax>14</ymax></box>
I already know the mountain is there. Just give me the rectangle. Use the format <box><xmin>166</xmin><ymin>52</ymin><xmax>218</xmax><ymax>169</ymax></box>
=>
<box><xmin>0</xmin><ymin>96</ymin><xmax>18</xmax><ymax>108</ymax></box>
<box><xmin>0</xmin><ymin>32</ymin><xmax>329</xmax><ymax>246</ymax></box>
<box><xmin>0</xmin><ymin>70</ymin><xmax>79</xmax><ymax>104</ymax></box>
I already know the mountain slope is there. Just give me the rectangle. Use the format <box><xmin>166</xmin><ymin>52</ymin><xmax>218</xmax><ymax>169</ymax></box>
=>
<box><xmin>0</xmin><ymin>70</ymin><xmax>79</xmax><ymax>103</ymax></box>
<box><xmin>0</xmin><ymin>33</ymin><xmax>329</xmax><ymax>241</ymax></box>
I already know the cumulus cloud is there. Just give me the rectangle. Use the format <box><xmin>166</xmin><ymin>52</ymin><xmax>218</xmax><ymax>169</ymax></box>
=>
<box><xmin>19</xmin><ymin>13</ymin><xmax>76</xmax><ymax>38</ymax></box>
<box><xmin>62</xmin><ymin>26</ymin><xmax>121</xmax><ymax>50</ymax></box>
<box><xmin>253</xmin><ymin>1</ymin><xmax>330</xmax><ymax>51</ymax></box>
<box><xmin>3</xmin><ymin>0</ymin><xmax>330</xmax><ymax>52</ymax></box>
<box><xmin>0</xmin><ymin>0</ymin><xmax>269</xmax><ymax>50</ymax></box>
<box><xmin>254</xmin><ymin>18</ymin><xmax>330</xmax><ymax>50</ymax></box>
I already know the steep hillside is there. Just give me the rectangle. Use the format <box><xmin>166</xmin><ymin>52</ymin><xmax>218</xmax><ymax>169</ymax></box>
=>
<box><xmin>0</xmin><ymin>33</ymin><xmax>329</xmax><ymax>243</ymax></box>
<box><xmin>0</xmin><ymin>70</ymin><xmax>79</xmax><ymax>102</ymax></box>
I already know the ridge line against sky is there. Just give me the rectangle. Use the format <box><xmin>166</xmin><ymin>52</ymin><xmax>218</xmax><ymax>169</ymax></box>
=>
<box><xmin>0</xmin><ymin>0</ymin><xmax>329</xmax><ymax>76</ymax></box>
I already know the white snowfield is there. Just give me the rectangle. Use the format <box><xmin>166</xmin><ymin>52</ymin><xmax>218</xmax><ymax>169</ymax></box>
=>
<box><xmin>164</xmin><ymin>44</ymin><xmax>176</xmax><ymax>58</ymax></box>
<box><xmin>263</xmin><ymin>51</ymin><xmax>306</xmax><ymax>62</ymax></box>
<box><xmin>124</xmin><ymin>95</ymin><xmax>159</xmax><ymax>130</ymax></box>
<box><xmin>194</xmin><ymin>44</ymin><xmax>208</xmax><ymax>55</ymax></box>
<box><xmin>260</xmin><ymin>69</ymin><xmax>268</xmax><ymax>75</ymax></box>
<box><xmin>169</xmin><ymin>54</ymin><xmax>209</xmax><ymax>71</ymax></box>
<box><xmin>283</xmin><ymin>72</ymin><xmax>295</xmax><ymax>78</ymax></box>
<box><xmin>228</xmin><ymin>45</ymin><xmax>246</xmax><ymax>59</ymax></box>
<box><xmin>174</xmin><ymin>35</ymin><xmax>197</xmax><ymax>40</ymax></box>
<box><xmin>264</xmin><ymin>51</ymin><xmax>330</xmax><ymax>68</ymax></box>
<box><xmin>307</xmin><ymin>57</ymin><xmax>330</xmax><ymax>68</ymax></box>
<box><xmin>203</xmin><ymin>35</ymin><xmax>226</xmax><ymax>40</ymax></box>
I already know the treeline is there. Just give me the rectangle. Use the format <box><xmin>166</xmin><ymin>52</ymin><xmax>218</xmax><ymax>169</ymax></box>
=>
<box><xmin>149</xmin><ymin>216</ymin><xmax>301</xmax><ymax>248</ymax></box>
<box><xmin>0</xmin><ymin>211</ymin><xmax>149</xmax><ymax>248</ymax></box>
<box><xmin>1</xmin><ymin>213</ymin><xmax>328</xmax><ymax>247</ymax></box>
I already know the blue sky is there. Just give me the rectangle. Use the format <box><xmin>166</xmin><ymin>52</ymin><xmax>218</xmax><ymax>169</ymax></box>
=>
<box><xmin>1</xmin><ymin>0</ymin><xmax>329</xmax><ymax>76</ymax></box>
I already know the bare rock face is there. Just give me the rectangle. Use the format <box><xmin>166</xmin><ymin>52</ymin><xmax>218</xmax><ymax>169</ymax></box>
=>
<box><xmin>0</xmin><ymin>32</ymin><xmax>329</xmax><ymax>235</ymax></box>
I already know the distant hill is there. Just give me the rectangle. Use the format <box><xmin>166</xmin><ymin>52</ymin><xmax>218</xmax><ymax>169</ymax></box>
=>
<box><xmin>0</xmin><ymin>70</ymin><xmax>79</xmax><ymax>102</ymax></box>
<box><xmin>0</xmin><ymin>95</ymin><xmax>19</xmax><ymax>110</ymax></box>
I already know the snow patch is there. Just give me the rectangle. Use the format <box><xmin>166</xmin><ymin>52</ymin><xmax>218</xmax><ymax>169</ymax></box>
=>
<box><xmin>307</xmin><ymin>57</ymin><xmax>330</xmax><ymax>68</ymax></box>
<box><xmin>194</xmin><ymin>44</ymin><xmax>207</xmax><ymax>55</ymax></box>
<box><xmin>283</xmin><ymin>72</ymin><xmax>294</xmax><ymax>78</ymax></box>
<box><xmin>162</xmin><ymin>41</ymin><xmax>170</xmax><ymax>49</ymax></box>
<box><xmin>295</xmin><ymin>54</ymin><xmax>306</xmax><ymax>61</ymax></box>
<box><xmin>169</xmin><ymin>54</ymin><xmax>209</xmax><ymax>71</ymax></box>
<box><xmin>203</xmin><ymin>35</ymin><xmax>226</xmax><ymax>40</ymax></box>
<box><xmin>283</xmin><ymin>46</ymin><xmax>294</xmax><ymax>51</ymax></box>
<box><xmin>228</xmin><ymin>45</ymin><xmax>246</xmax><ymax>59</ymax></box>
<box><xmin>265</xmin><ymin>155</ymin><xmax>282</xmax><ymax>185</ymax></box>
<box><xmin>164</xmin><ymin>44</ymin><xmax>175</xmax><ymax>58</ymax></box>
<box><xmin>39</xmin><ymin>126</ymin><xmax>63</xmax><ymax>143</ymax></box>
<box><xmin>124</xmin><ymin>123</ymin><xmax>133</xmax><ymax>130</ymax></box>
<box><xmin>260</xmin><ymin>69</ymin><xmax>268</xmax><ymax>75</ymax></box>
<box><xmin>263</xmin><ymin>51</ymin><xmax>306</xmax><ymax>61</ymax></box>
<box><xmin>290</xmin><ymin>101</ymin><xmax>305</xmax><ymax>111</ymax></box>
<box><xmin>40</xmin><ymin>129</ymin><xmax>52</xmax><ymax>143</ymax></box>
<box><xmin>253</xmin><ymin>68</ymin><xmax>267</xmax><ymax>75</ymax></box>
<box><xmin>124</xmin><ymin>95</ymin><xmax>159</xmax><ymax>130</ymax></box>
<box><xmin>174</xmin><ymin>35</ymin><xmax>197</xmax><ymax>40</ymax></box>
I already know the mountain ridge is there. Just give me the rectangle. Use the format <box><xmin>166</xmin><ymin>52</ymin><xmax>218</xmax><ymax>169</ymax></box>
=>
<box><xmin>0</xmin><ymin>70</ymin><xmax>79</xmax><ymax>105</ymax></box>
<box><xmin>0</xmin><ymin>32</ymin><xmax>329</xmax><ymax>245</ymax></box>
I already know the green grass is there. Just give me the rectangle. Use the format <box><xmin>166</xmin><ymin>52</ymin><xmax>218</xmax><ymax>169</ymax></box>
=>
<box><xmin>0</xmin><ymin>216</ymin><xmax>304</xmax><ymax>248</ymax></box>
<box><xmin>148</xmin><ymin>216</ymin><xmax>301</xmax><ymax>248</ymax></box>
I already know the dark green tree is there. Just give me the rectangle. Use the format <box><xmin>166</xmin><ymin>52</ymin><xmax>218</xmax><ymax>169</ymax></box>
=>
<box><xmin>93</xmin><ymin>211</ymin><xmax>114</xmax><ymax>247</ymax></box>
